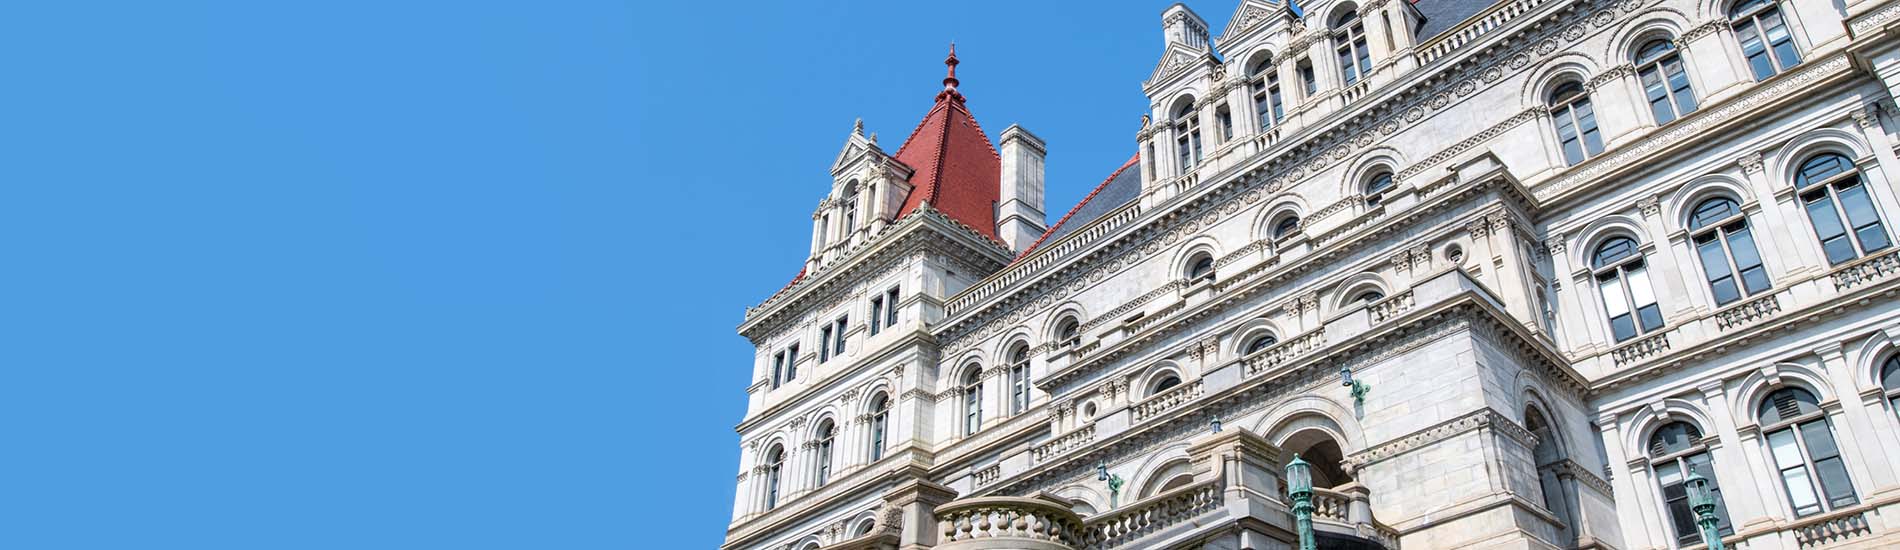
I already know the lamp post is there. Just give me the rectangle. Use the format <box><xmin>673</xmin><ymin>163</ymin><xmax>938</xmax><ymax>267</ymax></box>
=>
<box><xmin>1686</xmin><ymin>472</ymin><xmax>1724</xmax><ymax>550</ymax></box>
<box><xmin>1286</xmin><ymin>453</ymin><xmax>1316</xmax><ymax>550</ymax></box>
<box><xmin>1098</xmin><ymin>461</ymin><xmax>1123</xmax><ymax>509</ymax></box>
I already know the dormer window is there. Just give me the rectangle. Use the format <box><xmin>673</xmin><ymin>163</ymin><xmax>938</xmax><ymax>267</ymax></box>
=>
<box><xmin>1174</xmin><ymin>101</ymin><xmax>1202</xmax><ymax>171</ymax></box>
<box><xmin>1248</xmin><ymin>55</ymin><xmax>1284</xmax><ymax>130</ymax></box>
<box><xmin>1333</xmin><ymin>11</ymin><xmax>1372</xmax><ymax>85</ymax></box>
<box><xmin>841</xmin><ymin>181</ymin><xmax>860</xmax><ymax>233</ymax></box>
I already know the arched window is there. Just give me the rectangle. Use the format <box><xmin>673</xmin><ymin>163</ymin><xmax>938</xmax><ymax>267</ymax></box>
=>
<box><xmin>1008</xmin><ymin>343</ymin><xmax>1031</xmax><ymax>414</ymax></box>
<box><xmin>1757</xmin><ymin>387</ymin><xmax>1857</xmax><ymax>516</ymax></box>
<box><xmin>1248</xmin><ymin>55</ymin><xmax>1284</xmax><ymax>130</ymax></box>
<box><xmin>1243</xmin><ymin>332</ymin><xmax>1279</xmax><ymax>354</ymax></box>
<box><xmin>1646</xmin><ymin>422</ymin><xmax>1733</xmax><ymax>546</ymax></box>
<box><xmin>1333</xmin><ymin>11</ymin><xmax>1372</xmax><ymax>85</ymax></box>
<box><xmin>1592</xmin><ymin>236</ymin><xmax>1663</xmax><ymax>342</ymax></box>
<box><xmin>1524</xmin><ymin>407</ymin><xmax>1564</xmax><ymax>518</ymax></box>
<box><xmin>1730</xmin><ymin>0</ymin><xmax>1801</xmax><ymax>81</ymax></box>
<box><xmin>1634</xmin><ymin>39</ymin><xmax>1697</xmax><ymax>124</ymax></box>
<box><xmin>1883</xmin><ymin>355</ymin><xmax>1900</xmax><ymax>421</ymax></box>
<box><xmin>868</xmin><ymin>392</ymin><xmax>890</xmax><ymax>461</ymax></box>
<box><xmin>1175</xmin><ymin>101</ymin><xmax>1203</xmax><ymax>171</ymax></box>
<box><xmin>1363</xmin><ymin>171</ymin><xmax>1394</xmax><ymax>206</ymax></box>
<box><xmin>841</xmin><ymin>181</ymin><xmax>861</xmax><ymax>233</ymax></box>
<box><xmin>1549</xmin><ymin>81</ymin><xmax>1604</xmax><ymax>165</ymax></box>
<box><xmin>1688</xmin><ymin>197</ymin><xmax>1770</xmax><ymax>305</ymax></box>
<box><xmin>814</xmin><ymin>420</ymin><xmax>835</xmax><ymax>487</ymax></box>
<box><xmin>854</xmin><ymin>518</ymin><xmax>877</xmax><ymax>536</ymax></box>
<box><xmin>962</xmin><ymin>367</ymin><xmax>984</xmax><ymax>436</ymax></box>
<box><xmin>764</xmin><ymin>444</ymin><xmax>785</xmax><ymax>510</ymax></box>
<box><xmin>1186</xmin><ymin>253</ymin><xmax>1215</xmax><ymax>281</ymax></box>
<box><xmin>1795</xmin><ymin>153</ymin><xmax>1891</xmax><ymax>265</ymax></box>
<box><xmin>1055</xmin><ymin>315</ymin><xmax>1082</xmax><ymax>347</ymax></box>
<box><xmin>1150</xmin><ymin>374</ymin><xmax>1183</xmax><ymax>395</ymax></box>
<box><xmin>1273</xmin><ymin>215</ymin><xmax>1302</xmax><ymax>239</ymax></box>
<box><xmin>1354</xmin><ymin>289</ymin><xmax>1386</xmax><ymax>305</ymax></box>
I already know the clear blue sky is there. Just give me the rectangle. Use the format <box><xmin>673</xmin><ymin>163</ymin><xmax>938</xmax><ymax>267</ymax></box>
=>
<box><xmin>1</xmin><ymin>1</ymin><xmax>1211</xmax><ymax>547</ymax></box>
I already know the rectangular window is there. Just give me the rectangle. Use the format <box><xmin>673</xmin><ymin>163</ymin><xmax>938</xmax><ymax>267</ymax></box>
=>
<box><xmin>886</xmin><ymin>287</ymin><xmax>900</xmax><ymax>327</ymax></box>
<box><xmin>834</xmin><ymin>317</ymin><xmax>847</xmax><ymax>356</ymax></box>
<box><xmin>819</xmin><ymin>326</ymin><xmax>832</xmax><ymax>362</ymax></box>
<box><xmin>1298</xmin><ymin>59</ymin><xmax>1316</xmax><ymax>95</ymax></box>
<box><xmin>1216</xmin><ymin>107</ymin><xmax>1233</xmax><ymax>141</ymax></box>
<box><xmin>772</xmin><ymin>352</ymin><xmax>785</xmax><ymax>388</ymax></box>
<box><xmin>1769</xmin><ymin>428</ymin><xmax>1823</xmax><ymax>515</ymax></box>
<box><xmin>1659</xmin><ymin>452</ymin><xmax>1734</xmax><ymax>546</ymax></box>
<box><xmin>869</xmin><ymin>297</ymin><xmax>883</xmax><ymax>336</ymax></box>
<box><xmin>786</xmin><ymin>344</ymin><xmax>799</xmax><ymax>380</ymax></box>
<box><xmin>1598</xmin><ymin>274</ymin><xmax>1636</xmax><ymax>342</ymax></box>
<box><xmin>1696</xmin><ymin>233</ymin><xmax>1741</xmax><ymax>305</ymax></box>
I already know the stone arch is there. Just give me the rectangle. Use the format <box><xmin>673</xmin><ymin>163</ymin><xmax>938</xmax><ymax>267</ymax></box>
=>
<box><xmin>1520</xmin><ymin>53</ymin><xmax>1601</xmax><ymax>111</ymax></box>
<box><xmin>1572</xmin><ymin>215</ymin><xmax>1652</xmax><ymax>270</ymax></box>
<box><xmin>1138</xmin><ymin>361</ymin><xmax>1189</xmax><ymax>398</ymax></box>
<box><xmin>1730</xmin><ymin>361</ymin><xmax>1837</xmax><ymax>429</ymax></box>
<box><xmin>1622</xmin><ymin>398</ymin><xmax>1720</xmax><ymax>456</ymax></box>
<box><xmin>1050</xmin><ymin>483</ymin><xmax>1108</xmax><ymax>517</ymax></box>
<box><xmin>1168</xmin><ymin>93</ymin><xmax>1201</xmax><ymax>119</ymax></box>
<box><xmin>1255</xmin><ymin>196</ymin><xmax>1311</xmax><ymax>240</ymax></box>
<box><xmin>1128</xmin><ymin>442</ymin><xmax>1194</xmax><ymax>498</ymax></box>
<box><xmin>1603</xmin><ymin>8</ymin><xmax>1692</xmax><ymax>63</ymax></box>
<box><xmin>1770</xmin><ymin>128</ymin><xmax>1874</xmax><ymax>188</ymax></box>
<box><xmin>1664</xmin><ymin>173</ymin><xmax>1757</xmax><ymax>234</ymax></box>
<box><xmin>1137</xmin><ymin>458</ymin><xmax>1198</xmax><ymax>499</ymax></box>
<box><xmin>1343</xmin><ymin>147</ymin><xmax>1406</xmax><ymax>198</ymax></box>
<box><xmin>1228</xmin><ymin>317</ymin><xmax>1287</xmax><ymax>356</ymax></box>
<box><xmin>1325</xmin><ymin>1</ymin><xmax>1363</xmax><ymax>28</ymax></box>
<box><xmin>1174</xmin><ymin>237</ymin><xmax>1223</xmax><ymax>279</ymax></box>
<box><xmin>1851</xmin><ymin>329</ymin><xmax>1900</xmax><ymax>391</ymax></box>
<box><xmin>993</xmin><ymin>332</ymin><xmax>1034</xmax><ymax>365</ymax></box>
<box><xmin>1043</xmin><ymin>303</ymin><xmax>1089</xmax><ymax>339</ymax></box>
<box><xmin>1331</xmin><ymin>272</ymin><xmax>1391</xmax><ymax>312</ymax></box>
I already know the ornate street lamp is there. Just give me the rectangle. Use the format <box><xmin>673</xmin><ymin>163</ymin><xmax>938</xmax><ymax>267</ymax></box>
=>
<box><xmin>1286</xmin><ymin>453</ymin><xmax>1316</xmax><ymax>550</ymax></box>
<box><xmin>1686</xmin><ymin>472</ymin><xmax>1724</xmax><ymax>550</ymax></box>
<box><xmin>1098</xmin><ymin>460</ymin><xmax>1123</xmax><ymax>509</ymax></box>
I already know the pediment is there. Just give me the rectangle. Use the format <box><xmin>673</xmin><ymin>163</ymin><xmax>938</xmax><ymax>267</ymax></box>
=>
<box><xmin>829</xmin><ymin>128</ymin><xmax>886</xmax><ymax>175</ymax></box>
<box><xmin>1222</xmin><ymin>0</ymin><xmax>1283</xmax><ymax>38</ymax></box>
<box><xmin>1145</xmin><ymin>42</ymin><xmax>1215</xmax><ymax>88</ymax></box>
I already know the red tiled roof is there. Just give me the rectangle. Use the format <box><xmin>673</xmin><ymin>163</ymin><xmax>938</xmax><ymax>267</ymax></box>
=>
<box><xmin>891</xmin><ymin>46</ymin><xmax>1001</xmax><ymax>241</ymax></box>
<box><xmin>1012</xmin><ymin>153</ymin><xmax>1141</xmax><ymax>262</ymax></box>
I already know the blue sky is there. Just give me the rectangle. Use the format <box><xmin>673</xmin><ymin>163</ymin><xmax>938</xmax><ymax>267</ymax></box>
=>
<box><xmin>0</xmin><ymin>1</ymin><xmax>1212</xmax><ymax>547</ymax></box>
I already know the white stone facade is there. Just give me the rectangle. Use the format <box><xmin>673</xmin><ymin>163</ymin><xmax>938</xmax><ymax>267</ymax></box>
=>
<box><xmin>726</xmin><ymin>1</ymin><xmax>1900</xmax><ymax>549</ymax></box>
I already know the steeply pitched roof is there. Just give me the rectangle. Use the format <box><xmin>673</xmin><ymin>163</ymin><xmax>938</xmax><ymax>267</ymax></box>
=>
<box><xmin>891</xmin><ymin>45</ymin><xmax>1002</xmax><ymax>241</ymax></box>
<box><xmin>1013</xmin><ymin>153</ymin><xmax>1142</xmax><ymax>261</ymax></box>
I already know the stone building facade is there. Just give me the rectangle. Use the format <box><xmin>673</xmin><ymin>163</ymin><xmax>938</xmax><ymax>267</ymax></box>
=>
<box><xmin>725</xmin><ymin>0</ymin><xmax>1900</xmax><ymax>548</ymax></box>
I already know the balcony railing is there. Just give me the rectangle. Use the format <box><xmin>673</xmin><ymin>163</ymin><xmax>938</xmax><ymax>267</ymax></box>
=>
<box><xmin>1032</xmin><ymin>424</ymin><xmax>1096</xmax><ymax>462</ymax></box>
<box><xmin>1243</xmin><ymin>328</ymin><xmax>1327</xmax><ymax>377</ymax></box>
<box><xmin>935</xmin><ymin>496</ymin><xmax>1085</xmax><ymax>549</ymax></box>
<box><xmin>1830</xmin><ymin>248</ymin><xmax>1900</xmax><ymax>291</ymax></box>
<box><xmin>1132</xmin><ymin>378</ymin><xmax>1204</xmax><ymax>422</ymax></box>
<box><xmin>1081</xmin><ymin>478</ymin><xmax>1223</xmax><ymax>549</ymax></box>
<box><xmin>1368</xmin><ymin>289</ymin><xmax>1416</xmax><ymax>324</ymax></box>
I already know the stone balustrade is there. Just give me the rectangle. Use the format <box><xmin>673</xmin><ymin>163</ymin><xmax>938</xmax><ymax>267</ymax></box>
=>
<box><xmin>1080</xmin><ymin>478</ymin><xmax>1222</xmax><ymax>549</ymax></box>
<box><xmin>1032</xmin><ymin>424</ymin><xmax>1095</xmax><ymax>462</ymax></box>
<box><xmin>1367</xmin><ymin>289</ymin><xmax>1416</xmax><ymax>323</ymax></box>
<box><xmin>1791</xmin><ymin>506</ymin><xmax>1872</xmax><ymax>547</ymax></box>
<box><xmin>935</xmin><ymin>496</ymin><xmax>1085</xmax><ymax>550</ymax></box>
<box><xmin>1830</xmin><ymin>248</ymin><xmax>1900</xmax><ymax>291</ymax></box>
<box><xmin>1714</xmin><ymin>292</ymin><xmax>1781</xmax><ymax>330</ymax></box>
<box><xmin>1132</xmin><ymin>378</ymin><xmax>1203</xmax><ymax>422</ymax></box>
<box><xmin>1243</xmin><ymin>327</ymin><xmax>1327</xmax><ymax>376</ymax></box>
<box><xmin>1610</xmin><ymin>331</ymin><xmax>1670</xmax><ymax>367</ymax></box>
<box><xmin>1311</xmin><ymin>487</ymin><xmax>1350</xmax><ymax>522</ymax></box>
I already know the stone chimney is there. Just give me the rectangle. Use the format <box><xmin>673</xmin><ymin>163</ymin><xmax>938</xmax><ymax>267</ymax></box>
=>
<box><xmin>997</xmin><ymin>125</ymin><xmax>1048</xmax><ymax>253</ymax></box>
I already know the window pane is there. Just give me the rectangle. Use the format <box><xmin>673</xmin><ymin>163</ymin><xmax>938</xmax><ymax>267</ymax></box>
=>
<box><xmin>1838</xmin><ymin>183</ymin><xmax>1891</xmax><ymax>252</ymax></box>
<box><xmin>1762</xmin><ymin>11</ymin><xmax>1799</xmax><ymax>70</ymax></box>
<box><xmin>1576</xmin><ymin>100</ymin><xmax>1604</xmax><ymax>155</ymax></box>
<box><xmin>1698</xmin><ymin>236</ymin><xmax>1740</xmax><ymax>304</ymax></box>
<box><xmin>1642</xmin><ymin>67</ymin><xmax>1674</xmax><ymax>123</ymax></box>
<box><xmin>1556</xmin><ymin>111</ymin><xmax>1584</xmax><ymax>165</ymax></box>
<box><xmin>1736</xmin><ymin>22</ymin><xmax>1775</xmax><ymax>80</ymax></box>
<box><xmin>1814</xmin><ymin>456</ymin><xmax>1858</xmax><ymax>508</ymax></box>
<box><xmin>1627</xmin><ymin>264</ymin><xmax>1658</xmax><ymax>308</ymax></box>
<box><xmin>1806</xmin><ymin>194</ymin><xmax>1856</xmax><ymax>264</ymax></box>
<box><xmin>1666</xmin><ymin>60</ymin><xmax>1697</xmax><ymax>114</ymax></box>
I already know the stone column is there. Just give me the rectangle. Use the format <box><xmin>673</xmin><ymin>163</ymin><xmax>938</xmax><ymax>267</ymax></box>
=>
<box><xmin>1812</xmin><ymin>344</ymin><xmax>1895</xmax><ymax>496</ymax></box>
<box><xmin>1633</xmin><ymin>195</ymin><xmax>1696</xmax><ymax>323</ymax></box>
<box><xmin>1697</xmin><ymin>381</ymin><xmax>1771</xmax><ymax>526</ymax></box>
<box><xmin>1599</xmin><ymin>414</ymin><xmax>1661</xmax><ymax>549</ymax></box>
<box><xmin>884</xmin><ymin>477</ymin><xmax>958</xmax><ymax>550</ymax></box>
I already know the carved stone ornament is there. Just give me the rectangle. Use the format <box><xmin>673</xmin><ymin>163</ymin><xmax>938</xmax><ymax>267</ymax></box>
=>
<box><xmin>1637</xmin><ymin>196</ymin><xmax>1661</xmax><ymax>218</ymax></box>
<box><xmin>1738</xmin><ymin>152</ymin><xmax>1764</xmax><ymax>174</ymax></box>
